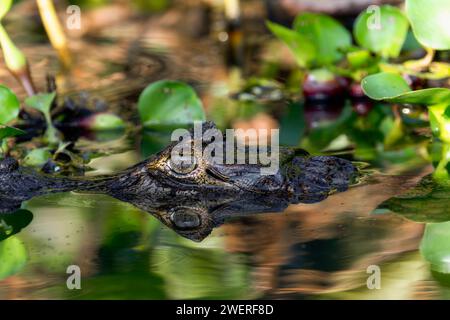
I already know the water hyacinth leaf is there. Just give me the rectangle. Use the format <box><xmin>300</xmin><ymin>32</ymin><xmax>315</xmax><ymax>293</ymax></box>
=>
<box><xmin>0</xmin><ymin>125</ymin><xmax>24</xmax><ymax>140</ymax></box>
<box><xmin>293</xmin><ymin>13</ymin><xmax>352</xmax><ymax>65</ymax></box>
<box><xmin>88</xmin><ymin>113</ymin><xmax>125</xmax><ymax>131</ymax></box>
<box><xmin>420</xmin><ymin>222</ymin><xmax>450</xmax><ymax>273</ymax></box>
<box><xmin>266</xmin><ymin>21</ymin><xmax>316</xmax><ymax>68</ymax></box>
<box><xmin>0</xmin><ymin>85</ymin><xmax>19</xmax><ymax>124</ymax></box>
<box><xmin>362</xmin><ymin>72</ymin><xmax>450</xmax><ymax>105</ymax></box>
<box><xmin>138</xmin><ymin>80</ymin><xmax>206</xmax><ymax>128</ymax></box>
<box><xmin>0</xmin><ymin>236</ymin><xmax>27</xmax><ymax>280</ymax></box>
<box><xmin>354</xmin><ymin>5</ymin><xmax>409</xmax><ymax>58</ymax></box>
<box><xmin>406</xmin><ymin>0</ymin><xmax>450</xmax><ymax>50</ymax></box>
<box><xmin>361</xmin><ymin>72</ymin><xmax>410</xmax><ymax>99</ymax></box>
<box><xmin>25</xmin><ymin>92</ymin><xmax>56</xmax><ymax>116</ymax></box>
<box><xmin>0</xmin><ymin>0</ymin><xmax>13</xmax><ymax>20</ymax></box>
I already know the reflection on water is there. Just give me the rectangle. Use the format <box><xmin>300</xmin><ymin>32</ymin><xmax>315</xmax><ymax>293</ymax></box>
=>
<box><xmin>0</xmin><ymin>162</ymin><xmax>445</xmax><ymax>299</ymax></box>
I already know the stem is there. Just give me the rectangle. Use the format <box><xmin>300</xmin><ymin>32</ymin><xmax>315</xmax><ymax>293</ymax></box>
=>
<box><xmin>0</xmin><ymin>24</ymin><xmax>36</xmax><ymax>96</ymax></box>
<box><xmin>36</xmin><ymin>0</ymin><xmax>72</xmax><ymax>69</ymax></box>
<box><xmin>44</xmin><ymin>113</ymin><xmax>59</xmax><ymax>144</ymax></box>
<box><xmin>0</xmin><ymin>23</ymin><xmax>26</xmax><ymax>71</ymax></box>
<box><xmin>433</xmin><ymin>143</ymin><xmax>450</xmax><ymax>184</ymax></box>
<box><xmin>403</xmin><ymin>47</ymin><xmax>435</xmax><ymax>71</ymax></box>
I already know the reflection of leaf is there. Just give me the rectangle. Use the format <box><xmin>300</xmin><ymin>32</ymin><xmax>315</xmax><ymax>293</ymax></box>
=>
<box><xmin>154</xmin><ymin>244</ymin><xmax>252</xmax><ymax>299</ymax></box>
<box><xmin>69</xmin><ymin>273</ymin><xmax>167</xmax><ymax>299</ymax></box>
<box><xmin>380</xmin><ymin>175</ymin><xmax>450</xmax><ymax>222</ymax></box>
<box><xmin>141</xmin><ymin>130</ymin><xmax>172</xmax><ymax>158</ymax></box>
<box><xmin>279</xmin><ymin>101</ymin><xmax>305</xmax><ymax>146</ymax></box>
<box><xmin>138</xmin><ymin>81</ymin><xmax>205</xmax><ymax>128</ymax></box>
<box><xmin>293</xmin><ymin>13</ymin><xmax>351</xmax><ymax>65</ymax></box>
<box><xmin>354</xmin><ymin>5</ymin><xmax>409</xmax><ymax>58</ymax></box>
<box><xmin>0</xmin><ymin>236</ymin><xmax>27</xmax><ymax>280</ymax></box>
<box><xmin>420</xmin><ymin>222</ymin><xmax>450</xmax><ymax>274</ymax></box>
<box><xmin>0</xmin><ymin>209</ymin><xmax>33</xmax><ymax>241</ymax></box>
<box><xmin>303</xmin><ymin>104</ymin><xmax>356</xmax><ymax>151</ymax></box>
<box><xmin>406</xmin><ymin>0</ymin><xmax>450</xmax><ymax>50</ymax></box>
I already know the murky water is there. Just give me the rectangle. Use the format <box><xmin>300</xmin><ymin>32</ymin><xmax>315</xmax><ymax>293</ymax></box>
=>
<box><xmin>1</xmin><ymin>2</ymin><xmax>450</xmax><ymax>300</ymax></box>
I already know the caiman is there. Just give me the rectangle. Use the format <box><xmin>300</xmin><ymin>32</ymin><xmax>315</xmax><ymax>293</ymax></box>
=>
<box><xmin>0</xmin><ymin>122</ymin><xmax>356</xmax><ymax>239</ymax></box>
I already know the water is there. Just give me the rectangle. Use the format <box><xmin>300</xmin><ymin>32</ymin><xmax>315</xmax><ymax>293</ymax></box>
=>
<box><xmin>1</xmin><ymin>2</ymin><xmax>450</xmax><ymax>300</ymax></box>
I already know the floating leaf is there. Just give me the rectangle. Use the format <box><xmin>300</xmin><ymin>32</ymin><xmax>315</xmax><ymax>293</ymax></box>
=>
<box><xmin>0</xmin><ymin>236</ymin><xmax>27</xmax><ymax>280</ymax></box>
<box><xmin>406</xmin><ymin>0</ymin><xmax>450</xmax><ymax>50</ymax></box>
<box><xmin>266</xmin><ymin>21</ymin><xmax>316</xmax><ymax>68</ymax></box>
<box><xmin>138</xmin><ymin>80</ymin><xmax>206</xmax><ymax>128</ymax></box>
<box><xmin>354</xmin><ymin>5</ymin><xmax>409</xmax><ymax>58</ymax></box>
<box><xmin>293</xmin><ymin>13</ymin><xmax>351</xmax><ymax>65</ymax></box>
<box><xmin>0</xmin><ymin>85</ymin><xmax>19</xmax><ymax>124</ymax></box>
<box><xmin>23</xmin><ymin>148</ymin><xmax>52</xmax><ymax>167</ymax></box>
<box><xmin>87</xmin><ymin>113</ymin><xmax>125</xmax><ymax>131</ymax></box>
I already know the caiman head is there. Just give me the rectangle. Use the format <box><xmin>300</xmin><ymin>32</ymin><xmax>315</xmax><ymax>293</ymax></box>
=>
<box><xmin>0</xmin><ymin>122</ymin><xmax>357</xmax><ymax>216</ymax></box>
<box><xmin>106</xmin><ymin>122</ymin><xmax>357</xmax><ymax>205</ymax></box>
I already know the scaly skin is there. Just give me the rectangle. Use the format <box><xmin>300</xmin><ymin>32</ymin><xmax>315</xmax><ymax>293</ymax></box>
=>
<box><xmin>0</xmin><ymin>122</ymin><xmax>357</xmax><ymax>232</ymax></box>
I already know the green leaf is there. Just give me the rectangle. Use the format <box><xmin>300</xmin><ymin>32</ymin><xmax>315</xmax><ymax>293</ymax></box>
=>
<box><xmin>381</xmin><ymin>175</ymin><xmax>450</xmax><ymax>223</ymax></box>
<box><xmin>362</xmin><ymin>72</ymin><xmax>450</xmax><ymax>105</ymax></box>
<box><xmin>293</xmin><ymin>13</ymin><xmax>351</xmax><ymax>65</ymax></box>
<box><xmin>354</xmin><ymin>5</ymin><xmax>409</xmax><ymax>58</ymax></box>
<box><xmin>347</xmin><ymin>49</ymin><xmax>372</xmax><ymax>69</ymax></box>
<box><xmin>0</xmin><ymin>85</ymin><xmax>19</xmax><ymax>124</ymax></box>
<box><xmin>88</xmin><ymin>113</ymin><xmax>125</xmax><ymax>131</ymax></box>
<box><xmin>0</xmin><ymin>125</ymin><xmax>24</xmax><ymax>140</ymax></box>
<box><xmin>406</xmin><ymin>0</ymin><xmax>450</xmax><ymax>50</ymax></box>
<box><xmin>138</xmin><ymin>80</ymin><xmax>206</xmax><ymax>128</ymax></box>
<box><xmin>0</xmin><ymin>0</ymin><xmax>12</xmax><ymax>20</ymax></box>
<box><xmin>0</xmin><ymin>236</ymin><xmax>27</xmax><ymax>280</ymax></box>
<box><xmin>266</xmin><ymin>21</ymin><xmax>316</xmax><ymax>68</ymax></box>
<box><xmin>25</xmin><ymin>92</ymin><xmax>56</xmax><ymax>117</ymax></box>
<box><xmin>361</xmin><ymin>72</ymin><xmax>411</xmax><ymax>99</ymax></box>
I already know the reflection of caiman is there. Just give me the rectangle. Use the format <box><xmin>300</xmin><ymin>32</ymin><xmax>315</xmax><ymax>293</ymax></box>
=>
<box><xmin>0</xmin><ymin>122</ymin><xmax>356</xmax><ymax>239</ymax></box>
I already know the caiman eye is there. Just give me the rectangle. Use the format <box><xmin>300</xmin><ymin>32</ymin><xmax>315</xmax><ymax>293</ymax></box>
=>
<box><xmin>168</xmin><ymin>155</ymin><xmax>198</xmax><ymax>175</ymax></box>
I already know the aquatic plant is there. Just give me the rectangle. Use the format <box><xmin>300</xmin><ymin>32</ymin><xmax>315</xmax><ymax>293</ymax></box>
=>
<box><xmin>138</xmin><ymin>80</ymin><xmax>206</xmax><ymax>129</ymax></box>
<box><xmin>25</xmin><ymin>92</ymin><xmax>60</xmax><ymax>144</ymax></box>
<box><xmin>266</xmin><ymin>2</ymin><xmax>449</xmax><ymax>100</ymax></box>
<box><xmin>36</xmin><ymin>0</ymin><xmax>72</xmax><ymax>69</ymax></box>
<box><xmin>0</xmin><ymin>85</ymin><xmax>24</xmax><ymax>155</ymax></box>
<box><xmin>362</xmin><ymin>0</ymin><xmax>450</xmax><ymax>183</ymax></box>
<box><xmin>0</xmin><ymin>0</ymin><xmax>36</xmax><ymax>96</ymax></box>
